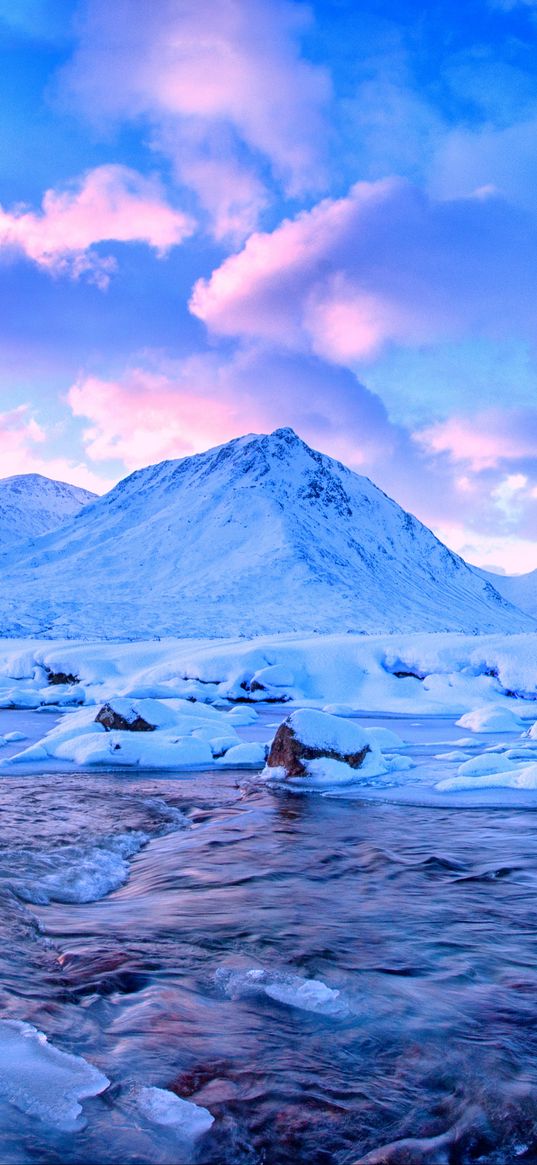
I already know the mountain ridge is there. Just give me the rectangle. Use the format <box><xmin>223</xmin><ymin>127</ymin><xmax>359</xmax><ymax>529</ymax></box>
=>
<box><xmin>0</xmin><ymin>473</ymin><xmax>97</xmax><ymax>554</ymax></box>
<box><xmin>0</xmin><ymin>428</ymin><xmax>533</xmax><ymax>639</ymax></box>
<box><xmin>474</xmin><ymin>565</ymin><xmax>537</xmax><ymax>621</ymax></box>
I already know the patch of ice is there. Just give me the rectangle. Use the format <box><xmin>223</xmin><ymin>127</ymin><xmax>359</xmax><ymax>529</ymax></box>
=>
<box><xmin>215</xmin><ymin>967</ymin><xmax>349</xmax><ymax>1016</ymax></box>
<box><xmin>322</xmin><ymin>703</ymin><xmax>357</xmax><ymax>716</ymax></box>
<box><xmin>135</xmin><ymin>1085</ymin><xmax>214</xmax><ymax>1140</ymax></box>
<box><xmin>0</xmin><ymin>1020</ymin><xmax>109</xmax><ymax>1130</ymax></box>
<box><xmin>434</xmin><ymin>750</ymin><xmax>472</xmax><ymax>761</ymax></box>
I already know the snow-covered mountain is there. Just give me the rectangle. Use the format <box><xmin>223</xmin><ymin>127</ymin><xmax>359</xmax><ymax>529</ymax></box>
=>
<box><xmin>0</xmin><ymin>474</ymin><xmax>96</xmax><ymax>552</ymax></box>
<box><xmin>476</xmin><ymin>567</ymin><xmax>537</xmax><ymax>621</ymax></box>
<box><xmin>0</xmin><ymin>429</ymin><xmax>533</xmax><ymax>639</ymax></box>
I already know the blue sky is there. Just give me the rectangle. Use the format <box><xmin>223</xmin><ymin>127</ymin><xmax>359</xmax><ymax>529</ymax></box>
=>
<box><xmin>2</xmin><ymin>0</ymin><xmax>537</xmax><ymax>572</ymax></box>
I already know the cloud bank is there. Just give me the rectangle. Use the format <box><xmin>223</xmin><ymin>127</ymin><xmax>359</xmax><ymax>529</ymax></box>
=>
<box><xmin>0</xmin><ymin>165</ymin><xmax>193</xmax><ymax>286</ymax></box>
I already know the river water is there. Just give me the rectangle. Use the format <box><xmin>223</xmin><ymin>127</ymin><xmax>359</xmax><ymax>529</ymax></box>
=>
<box><xmin>2</xmin><ymin>708</ymin><xmax>537</xmax><ymax>1163</ymax></box>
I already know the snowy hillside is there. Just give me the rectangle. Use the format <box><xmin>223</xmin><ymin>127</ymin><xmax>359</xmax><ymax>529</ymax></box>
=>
<box><xmin>476</xmin><ymin>567</ymin><xmax>537</xmax><ymax>620</ymax></box>
<box><xmin>0</xmin><ymin>474</ymin><xmax>96</xmax><ymax>552</ymax></box>
<box><xmin>0</xmin><ymin>428</ymin><xmax>533</xmax><ymax>639</ymax></box>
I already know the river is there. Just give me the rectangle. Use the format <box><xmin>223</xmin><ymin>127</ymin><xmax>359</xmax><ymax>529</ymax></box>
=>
<box><xmin>1</xmin><ymin>707</ymin><xmax>537</xmax><ymax>1163</ymax></box>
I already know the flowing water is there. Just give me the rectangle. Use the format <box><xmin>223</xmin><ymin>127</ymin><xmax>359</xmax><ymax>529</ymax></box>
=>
<box><xmin>2</xmin><ymin>708</ymin><xmax>537</xmax><ymax>1163</ymax></box>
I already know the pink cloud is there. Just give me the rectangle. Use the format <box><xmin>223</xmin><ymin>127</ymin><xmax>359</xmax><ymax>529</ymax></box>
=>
<box><xmin>190</xmin><ymin>179</ymin><xmax>443</xmax><ymax>355</ymax></box>
<box><xmin>0</xmin><ymin>405</ymin><xmax>110</xmax><ymax>491</ymax></box>
<box><xmin>0</xmin><ymin>165</ymin><xmax>194</xmax><ymax>287</ymax></box>
<box><xmin>59</xmin><ymin>0</ymin><xmax>330</xmax><ymax>237</ymax></box>
<box><xmin>190</xmin><ymin>177</ymin><xmax>537</xmax><ymax>360</ymax></box>
<box><xmin>415</xmin><ymin>411</ymin><xmax>537</xmax><ymax>471</ymax></box>
<box><xmin>431</xmin><ymin>524</ymin><xmax>537</xmax><ymax>575</ymax></box>
<box><xmin>67</xmin><ymin>366</ymin><xmax>244</xmax><ymax>469</ymax></box>
<box><xmin>65</xmin><ymin>343</ymin><xmax>410</xmax><ymax>477</ymax></box>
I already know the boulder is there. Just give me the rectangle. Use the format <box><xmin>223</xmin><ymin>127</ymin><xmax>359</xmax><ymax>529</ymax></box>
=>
<box><xmin>47</xmin><ymin>669</ymin><xmax>79</xmax><ymax>686</ymax></box>
<box><xmin>95</xmin><ymin>701</ymin><xmax>156</xmax><ymax>732</ymax></box>
<box><xmin>266</xmin><ymin>709</ymin><xmax>370</xmax><ymax>777</ymax></box>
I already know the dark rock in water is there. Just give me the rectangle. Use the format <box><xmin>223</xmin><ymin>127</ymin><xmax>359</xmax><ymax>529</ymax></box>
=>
<box><xmin>267</xmin><ymin>715</ymin><xmax>369</xmax><ymax>778</ymax></box>
<box><xmin>95</xmin><ymin>703</ymin><xmax>156</xmax><ymax>732</ymax></box>
<box><xmin>353</xmin><ymin>1105</ymin><xmax>493</xmax><ymax>1164</ymax></box>
<box><xmin>47</xmin><ymin>670</ymin><xmax>79</xmax><ymax>686</ymax></box>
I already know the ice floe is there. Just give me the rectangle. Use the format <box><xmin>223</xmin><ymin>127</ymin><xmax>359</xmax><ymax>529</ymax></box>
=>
<box><xmin>0</xmin><ymin>1020</ymin><xmax>109</xmax><ymax>1130</ymax></box>
<box><xmin>134</xmin><ymin>1085</ymin><xmax>214</xmax><ymax>1140</ymax></box>
<box><xmin>215</xmin><ymin>967</ymin><xmax>349</xmax><ymax>1016</ymax></box>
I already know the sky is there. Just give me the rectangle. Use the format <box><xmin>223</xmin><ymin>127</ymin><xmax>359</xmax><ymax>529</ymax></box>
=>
<box><xmin>2</xmin><ymin>0</ymin><xmax>537</xmax><ymax>573</ymax></box>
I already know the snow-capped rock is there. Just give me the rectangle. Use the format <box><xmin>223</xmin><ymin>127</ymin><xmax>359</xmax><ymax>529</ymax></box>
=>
<box><xmin>0</xmin><ymin>473</ymin><xmax>95</xmax><ymax>553</ymax></box>
<box><xmin>0</xmin><ymin>428</ymin><xmax>531</xmax><ymax>639</ymax></box>
<box><xmin>265</xmin><ymin>708</ymin><xmax>373</xmax><ymax>778</ymax></box>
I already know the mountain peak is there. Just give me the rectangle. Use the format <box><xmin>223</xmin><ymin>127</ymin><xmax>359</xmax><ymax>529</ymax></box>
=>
<box><xmin>0</xmin><ymin>429</ymin><xmax>532</xmax><ymax>639</ymax></box>
<box><xmin>269</xmin><ymin>426</ymin><xmax>301</xmax><ymax>443</ymax></box>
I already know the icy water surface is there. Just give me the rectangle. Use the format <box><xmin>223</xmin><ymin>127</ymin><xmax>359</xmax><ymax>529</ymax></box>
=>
<box><xmin>3</xmin><ymin>710</ymin><xmax>537</xmax><ymax>1162</ymax></box>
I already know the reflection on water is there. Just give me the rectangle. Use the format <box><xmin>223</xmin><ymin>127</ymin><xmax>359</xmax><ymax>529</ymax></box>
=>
<box><xmin>2</xmin><ymin>719</ymin><xmax>537</xmax><ymax>1161</ymax></box>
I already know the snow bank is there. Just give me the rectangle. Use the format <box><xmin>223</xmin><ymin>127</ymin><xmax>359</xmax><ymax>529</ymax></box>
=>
<box><xmin>0</xmin><ymin>631</ymin><xmax>537</xmax><ymax>719</ymax></box>
<box><xmin>437</xmin><ymin>761</ymin><xmax>537</xmax><ymax>793</ymax></box>
<box><xmin>2</xmin><ymin>699</ymin><xmax>250</xmax><ymax>771</ymax></box>
<box><xmin>0</xmin><ymin>1020</ymin><xmax>108</xmax><ymax>1130</ymax></box>
<box><xmin>456</xmin><ymin>706</ymin><xmax>523</xmax><ymax>733</ymax></box>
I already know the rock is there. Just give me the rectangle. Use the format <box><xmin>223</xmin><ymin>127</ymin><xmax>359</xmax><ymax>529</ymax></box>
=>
<box><xmin>47</xmin><ymin>670</ymin><xmax>79</xmax><ymax>686</ymax></box>
<box><xmin>352</xmin><ymin>1105</ymin><xmax>492</xmax><ymax>1164</ymax></box>
<box><xmin>266</xmin><ymin>709</ymin><xmax>370</xmax><ymax>777</ymax></box>
<box><xmin>95</xmin><ymin>702</ymin><xmax>156</xmax><ymax>732</ymax></box>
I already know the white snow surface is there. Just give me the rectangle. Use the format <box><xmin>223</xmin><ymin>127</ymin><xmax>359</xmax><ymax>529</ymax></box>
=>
<box><xmin>0</xmin><ymin>1020</ymin><xmax>109</xmax><ymax>1130</ymax></box>
<box><xmin>281</xmin><ymin>708</ymin><xmax>372</xmax><ymax>755</ymax></box>
<box><xmin>3</xmin><ymin>633</ymin><xmax>537</xmax><ymax>795</ymax></box>
<box><xmin>456</xmin><ymin>707</ymin><xmax>523</xmax><ymax>733</ymax></box>
<box><xmin>0</xmin><ymin>429</ymin><xmax>531</xmax><ymax>638</ymax></box>
<box><xmin>0</xmin><ymin>473</ymin><xmax>95</xmax><ymax>553</ymax></box>
<box><xmin>1</xmin><ymin>630</ymin><xmax>537</xmax><ymax>720</ymax></box>
<box><xmin>3</xmin><ymin>699</ymin><xmax>245</xmax><ymax>770</ymax></box>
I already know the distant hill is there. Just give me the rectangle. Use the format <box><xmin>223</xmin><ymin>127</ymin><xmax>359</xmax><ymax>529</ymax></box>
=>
<box><xmin>0</xmin><ymin>473</ymin><xmax>96</xmax><ymax>552</ymax></box>
<box><xmin>475</xmin><ymin>566</ymin><xmax>537</xmax><ymax>621</ymax></box>
<box><xmin>0</xmin><ymin>429</ymin><xmax>533</xmax><ymax>639</ymax></box>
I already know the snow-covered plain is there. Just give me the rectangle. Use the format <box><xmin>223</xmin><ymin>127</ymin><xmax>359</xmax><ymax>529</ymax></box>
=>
<box><xmin>0</xmin><ymin>630</ymin><xmax>536</xmax><ymax>716</ymax></box>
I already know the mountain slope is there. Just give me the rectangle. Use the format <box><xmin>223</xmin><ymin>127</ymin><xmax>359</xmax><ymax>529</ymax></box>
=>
<box><xmin>476</xmin><ymin>567</ymin><xmax>537</xmax><ymax>621</ymax></box>
<box><xmin>0</xmin><ymin>474</ymin><xmax>97</xmax><ymax>553</ymax></box>
<box><xmin>0</xmin><ymin>429</ymin><xmax>533</xmax><ymax>639</ymax></box>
